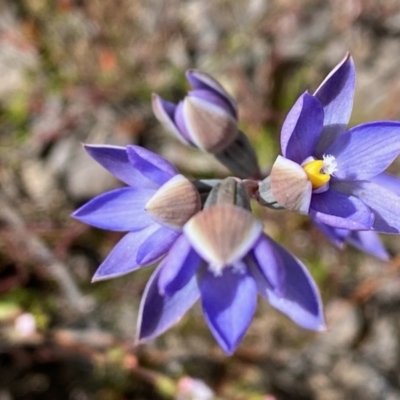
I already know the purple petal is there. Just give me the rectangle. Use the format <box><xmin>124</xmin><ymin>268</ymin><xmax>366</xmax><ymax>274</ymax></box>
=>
<box><xmin>200</xmin><ymin>267</ymin><xmax>257</xmax><ymax>354</ymax></box>
<box><xmin>314</xmin><ymin>53</ymin><xmax>355</xmax><ymax>155</ymax></box>
<box><xmin>312</xmin><ymin>218</ymin><xmax>350</xmax><ymax>248</ymax></box>
<box><xmin>250</xmin><ymin>235</ymin><xmax>285</xmax><ymax>296</ymax></box>
<box><xmin>152</xmin><ymin>94</ymin><xmax>190</xmax><ymax>144</ymax></box>
<box><xmin>346</xmin><ymin>230</ymin><xmax>389</xmax><ymax>260</ymax></box>
<box><xmin>92</xmin><ymin>225</ymin><xmax>159</xmax><ymax>281</ymax></box>
<box><xmin>174</xmin><ymin>100</ymin><xmax>193</xmax><ymax>143</ymax></box>
<box><xmin>84</xmin><ymin>144</ymin><xmax>155</xmax><ymax>189</ymax></box>
<box><xmin>281</xmin><ymin>92</ymin><xmax>324</xmax><ymax>163</ymax></box>
<box><xmin>158</xmin><ymin>235</ymin><xmax>202</xmax><ymax>296</ymax></box>
<box><xmin>136</xmin><ymin>227</ymin><xmax>181</xmax><ymax>265</ymax></box>
<box><xmin>249</xmin><ymin>239</ymin><xmax>325</xmax><ymax>331</ymax></box>
<box><xmin>332</xmin><ymin>180</ymin><xmax>400</xmax><ymax>233</ymax></box>
<box><xmin>185</xmin><ymin>70</ymin><xmax>237</xmax><ymax>117</ymax></box>
<box><xmin>136</xmin><ymin>264</ymin><xmax>200</xmax><ymax>342</ymax></box>
<box><xmin>72</xmin><ymin>187</ymin><xmax>155</xmax><ymax>231</ymax></box>
<box><xmin>126</xmin><ymin>145</ymin><xmax>178</xmax><ymax>186</ymax></box>
<box><xmin>326</xmin><ymin>122</ymin><xmax>400</xmax><ymax>180</ymax></box>
<box><xmin>371</xmin><ymin>172</ymin><xmax>400</xmax><ymax>196</ymax></box>
<box><xmin>310</xmin><ymin>188</ymin><xmax>374</xmax><ymax>230</ymax></box>
<box><xmin>189</xmin><ymin>89</ymin><xmax>236</xmax><ymax>119</ymax></box>
<box><xmin>313</xmin><ymin>217</ymin><xmax>389</xmax><ymax>259</ymax></box>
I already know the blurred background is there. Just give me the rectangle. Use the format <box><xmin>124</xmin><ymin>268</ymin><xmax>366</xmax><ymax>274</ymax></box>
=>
<box><xmin>1</xmin><ymin>0</ymin><xmax>400</xmax><ymax>399</ymax></box>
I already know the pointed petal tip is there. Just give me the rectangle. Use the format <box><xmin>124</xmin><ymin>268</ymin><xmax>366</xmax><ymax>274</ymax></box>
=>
<box><xmin>91</xmin><ymin>272</ymin><xmax>118</xmax><ymax>283</ymax></box>
<box><xmin>151</xmin><ymin>92</ymin><xmax>163</xmax><ymax>106</ymax></box>
<box><xmin>220</xmin><ymin>345</ymin><xmax>235</xmax><ymax>356</ymax></box>
<box><xmin>185</xmin><ymin>69</ymin><xmax>206</xmax><ymax>81</ymax></box>
<box><xmin>91</xmin><ymin>275</ymin><xmax>101</xmax><ymax>283</ymax></box>
<box><xmin>133</xmin><ymin>332</ymin><xmax>145</xmax><ymax>346</ymax></box>
<box><xmin>70</xmin><ymin>209</ymin><xmax>79</xmax><ymax>218</ymax></box>
<box><xmin>91</xmin><ymin>274</ymin><xmax>106</xmax><ymax>283</ymax></box>
<box><xmin>318</xmin><ymin>322</ymin><xmax>327</xmax><ymax>332</ymax></box>
<box><xmin>185</xmin><ymin>69</ymin><xmax>196</xmax><ymax>77</ymax></box>
<box><xmin>343</xmin><ymin>51</ymin><xmax>353</xmax><ymax>63</ymax></box>
<box><xmin>91</xmin><ymin>270</ymin><xmax>132</xmax><ymax>283</ymax></box>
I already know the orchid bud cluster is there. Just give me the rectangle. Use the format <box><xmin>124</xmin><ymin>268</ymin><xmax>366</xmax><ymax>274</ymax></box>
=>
<box><xmin>73</xmin><ymin>53</ymin><xmax>400</xmax><ymax>354</ymax></box>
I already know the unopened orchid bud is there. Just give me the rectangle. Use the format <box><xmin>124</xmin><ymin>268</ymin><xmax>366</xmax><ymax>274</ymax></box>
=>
<box><xmin>152</xmin><ymin>71</ymin><xmax>260</xmax><ymax>179</ymax></box>
<box><xmin>145</xmin><ymin>174</ymin><xmax>201</xmax><ymax>230</ymax></box>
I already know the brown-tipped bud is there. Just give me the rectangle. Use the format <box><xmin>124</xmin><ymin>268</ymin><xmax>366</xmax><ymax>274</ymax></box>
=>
<box><xmin>153</xmin><ymin>71</ymin><xmax>260</xmax><ymax>179</ymax></box>
<box><xmin>145</xmin><ymin>174</ymin><xmax>201</xmax><ymax>230</ymax></box>
<box><xmin>203</xmin><ymin>177</ymin><xmax>251</xmax><ymax>211</ymax></box>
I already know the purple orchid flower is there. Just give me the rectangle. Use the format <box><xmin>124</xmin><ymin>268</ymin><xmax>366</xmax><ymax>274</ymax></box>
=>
<box><xmin>259</xmin><ymin>53</ymin><xmax>400</xmax><ymax>237</ymax></box>
<box><xmin>137</xmin><ymin>180</ymin><xmax>325</xmax><ymax>355</ymax></box>
<box><xmin>152</xmin><ymin>70</ymin><xmax>260</xmax><ymax>178</ymax></box>
<box><xmin>72</xmin><ymin>144</ymin><xmax>201</xmax><ymax>281</ymax></box>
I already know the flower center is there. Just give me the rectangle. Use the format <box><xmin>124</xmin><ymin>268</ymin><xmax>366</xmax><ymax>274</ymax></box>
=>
<box><xmin>302</xmin><ymin>155</ymin><xmax>338</xmax><ymax>189</ymax></box>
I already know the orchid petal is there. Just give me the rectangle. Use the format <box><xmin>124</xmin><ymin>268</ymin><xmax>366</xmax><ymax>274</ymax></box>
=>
<box><xmin>199</xmin><ymin>267</ymin><xmax>257</xmax><ymax>354</ymax></box>
<box><xmin>84</xmin><ymin>144</ymin><xmax>155</xmax><ymax>188</ymax></box>
<box><xmin>136</xmin><ymin>264</ymin><xmax>200</xmax><ymax>342</ymax></box>
<box><xmin>314</xmin><ymin>53</ymin><xmax>355</xmax><ymax>154</ymax></box>
<box><xmin>152</xmin><ymin>94</ymin><xmax>190</xmax><ymax>144</ymax></box>
<box><xmin>72</xmin><ymin>187</ymin><xmax>154</xmax><ymax>231</ymax></box>
<box><xmin>312</xmin><ymin>219</ymin><xmax>349</xmax><ymax>248</ymax></box>
<box><xmin>313</xmin><ymin>217</ymin><xmax>389</xmax><ymax>259</ymax></box>
<box><xmin>281</xmin><ymin>92</ymin><xmax>324</xmax><ymax>163</ymax></box>
<box><xmin>136</xmin><ymin>227</ymin><xmax>180</xmax><ymax>265</ymax></box>
<box><xmin>332</xmin><ymin>180</ymin><xmax>400</xmax><ymax>233</ymax></box>
<box><xmin>250</xmin><ymin>235</ymin><xmax>285</xmax><ymax>296</ymax></box>
<box><xmin>145</xmin><ymin>174</ymin><xmax>201</xmax><ymax>230</ymax></box>
<box><xmin>92</xmin><ymin>225</ymin><xmax>159</xmax><ymax>281</ymax></box>
<box><xmin>126</xmin><ymin>145</ymin><xmax>177</xmax><ymax>186</ymax></box>
<box><xmin>311</xmin><ymin>188</ymin><xmax>374</xmax><ymax>230</ymax></box>
<box><xmin>186</xmin><ymin>70</ymin><xmax>237</xmax><ymax>116</ymax></box>
<box><xmin>371</xmin><ymin>172</ymin><xmax>400</xmax><ymax>196</ymax></box>
<box><xmin>326</xmin><ymin>122</ymin><xmax>400</xmax><ymax>180</ymax></box>
<box><xmin>249</xmin><ymin>240</ymin><xmax>325</xmax><ymax>331</ymax></box>
<box><xmin>189</xmin><ymin>89</ymin><xmax>236</xmax><ymax>119</ymax></box>
<box><xmin>269</xmin><ymin>156</ymin><xmax>312</xmax><ymax>215</ymax></box>
<box><xmin>184</xmin><ymin>205</ymin><xmax>262</xmax><ymax>273</ymax></box>
<box><xmin>174</xmin><ymin>100</ymin><xmax>193</xmax><ymax>143</ymax></box>
<box><xmin>158</xmin><ymin>235</ymin><xmax>202</xmax><ymax>296</ymax></box>
<box><xmin>347</xmin><ymin>230</ymin><xmax>389</xmax><ymax>260</ymax></box>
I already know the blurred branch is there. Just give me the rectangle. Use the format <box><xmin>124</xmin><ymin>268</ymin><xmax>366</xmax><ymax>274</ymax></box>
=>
<box><xmin>0</xmin><ymin>194</ymin><xmax>94</xmax><ymax>316</ymax></box>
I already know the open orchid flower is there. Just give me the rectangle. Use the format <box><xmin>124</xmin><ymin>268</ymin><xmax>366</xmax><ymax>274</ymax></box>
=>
<box><xmin>152</xmin><ymin>70</ymin><xmax>260</xmax><ymax>178</ymax></box>
<box><xmin>259</xmin><ymin>53</ymin><xmax>400</xmax><ymax>234</ymax></box>
<box><xmin>72</xmin><ymin>145</ymin><xmax>201</xmax><ymax>281</ymax></box>
<box><xmin>137</xmin><ymin>178</ymin><xmax>325</xmax><ymax>354</ymax></box>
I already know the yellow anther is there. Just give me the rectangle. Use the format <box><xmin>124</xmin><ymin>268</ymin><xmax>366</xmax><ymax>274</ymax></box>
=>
<box><xmin>302</xmin><ymin>160</ymin><xmax>330</xmax><ymax>189</ymax></box>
